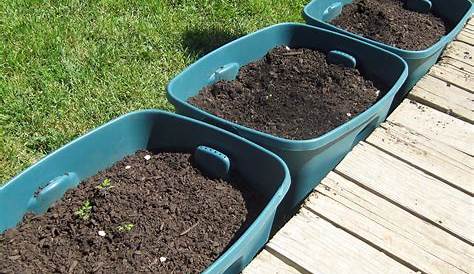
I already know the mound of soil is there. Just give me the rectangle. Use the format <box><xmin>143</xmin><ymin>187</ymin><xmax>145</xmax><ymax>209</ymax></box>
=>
<box><xmin>0</xmin><ymin>150</ymin><xmax>264</xmax><ymax>273</ymax></box>
<box><xmin>331</xmin><ymin>0</ymin><xmax>450</xmax><ymax>50</ymax></box>
<box><xmin>188</xmin><ymin>46</ymin><xmax>382</xmax><ymax>140</ymax></box>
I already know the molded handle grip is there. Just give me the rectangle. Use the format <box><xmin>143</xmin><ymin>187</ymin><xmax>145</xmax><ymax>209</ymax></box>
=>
<box><xmin>194</xmin><ymin>146</ymin><xmax>231</xmax><ymax>179</ymax></box>
<box><xmin>327</xmin><ymin>50</ymin><xmax>357</xmax><ymax>68</ymax></box>
<box><xmin>406</xmin><ymin>0</ymin><xmax>432</xmax><ymax>13</ymax></box>
<box><xmin>208</xmin><ymin>63</ymin><xmax>240</xmax><ymax>84</ymax></box>
<box><xmin>323</xmin><ymin>2</ymin><xmax>343</xmax><ymax>21</ymax></box>
<box><xmin>27</xmin><ymin>172</ymin><xmax>80</xmax><ymax>214</ymax></box>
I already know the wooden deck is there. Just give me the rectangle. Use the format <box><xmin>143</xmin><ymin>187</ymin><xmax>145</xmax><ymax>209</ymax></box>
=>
<box><xmin>243</xmin><ymin>19</ymin><xmax>474</xmax><ymax>274</ymax></box>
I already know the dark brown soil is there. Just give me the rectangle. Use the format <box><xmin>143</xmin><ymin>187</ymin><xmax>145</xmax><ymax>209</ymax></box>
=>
<box><xmin>188</xmin><ymin>46</ymin><xmax>381</xmax><ymax>140</ymax></box>
<box><xmin>0</xmin><ymin>150</ymin><xmax>264</xmax><ymax>273</ymax></box>
<box><xmin>331</xmin><ymin>0</ymin><xmax>450</xmax><ymax>50</ymax></box>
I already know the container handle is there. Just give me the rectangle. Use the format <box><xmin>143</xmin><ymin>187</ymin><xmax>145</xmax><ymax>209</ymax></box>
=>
<box><xmin>406</xmin><ymin>0</ymin><xmax>432</xmax><ymax>13</ymax></box>
<box><xmin>327</xmin><ymin>50</ymin><xmax>357</xmax><ymax>68</ymax></box>
<box><xmin>322</xmin><ymin>2</ymin><xmax>343</xmax><ymax>22</ymax></box>
<box><xmin>208</xmin><ymin>63</ymin><xmax>240</xmax><ymax>84</ymax></box>
<box><xmin>194</xmin><ymin>146</ymin><xmax>231</xmax><ymax>179</ymax></box>
<box><xmin>27</xmin><ymin>172</ymin><xmax>80</xmax><ymax>214</ymax></box>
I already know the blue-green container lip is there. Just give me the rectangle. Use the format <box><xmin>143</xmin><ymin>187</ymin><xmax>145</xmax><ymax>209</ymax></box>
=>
<box><xmin>302</xmin><ymin>0</ymin><xmax>474</xmax><ymax>59</ymax></box>
<box><xmin>2</xmin><ymin>109</ymin><xmax>291</xmax><ymax>209</ymax></box>
<box><xmin>1</xmin><ymin>110</ymin><xmax>291</xmax><ymax>274</ymax></box>
<box><xmin>167</xmin><ymin>23</ymin><xmax>409</xmax><ymax>152</ymax></box>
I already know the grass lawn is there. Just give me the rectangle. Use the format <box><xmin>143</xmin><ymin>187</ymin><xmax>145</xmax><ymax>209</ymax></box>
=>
<box><xmin>0</xmin><ymin>0</ymin><xmax>307</xmax><ymax>183</ymax></box>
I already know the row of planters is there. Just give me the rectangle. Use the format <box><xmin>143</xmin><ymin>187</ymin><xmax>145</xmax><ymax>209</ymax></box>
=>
<box><xmin>1</xmin><ymin>0</ymin><xmax>472</xmax><ymax>273</ymax></box>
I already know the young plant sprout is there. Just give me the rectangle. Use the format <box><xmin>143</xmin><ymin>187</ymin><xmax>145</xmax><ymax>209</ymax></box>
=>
<box><xmin>117</xmin><ymin>223</ymin><xmax>135</xmax><ymax>232</ymax></box>
<box><xmin>75</xmin><ymin>200</ymin><xmax>92</xmax><ymax>220</ymax></box>
<box><xmin>96</xmin><ymin>178</ymin><xmax>112</xmax><ymax>190</ymax></box>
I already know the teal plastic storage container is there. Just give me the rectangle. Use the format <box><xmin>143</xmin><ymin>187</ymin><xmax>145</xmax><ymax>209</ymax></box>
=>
<box><xmin>303</xmin><ymin>0</ymin><xmax>474</xmax><ymax>106</ymax></box>
<box><xmin>167</xmin><ymin>23</ymin><xmax>408</xmax><ymax>213</ymax></box>
<box><xmin>0</xmin><ymin>110</ymin><xmax>290</xmax><ymax>274</ymax></box>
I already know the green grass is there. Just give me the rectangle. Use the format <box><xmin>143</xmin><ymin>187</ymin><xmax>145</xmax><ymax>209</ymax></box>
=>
<box><xmin>0</xmin><ymin>0</ymin><xmax>307</xmax><ymax>183</ymax></box>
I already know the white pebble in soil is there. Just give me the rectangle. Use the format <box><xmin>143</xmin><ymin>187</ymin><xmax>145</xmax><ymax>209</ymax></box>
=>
<box><xmin>144</xmin><ymin>155</ymin><xmax>151</xmax><ymax>161</ymax></box>
<box><xmin>159</xmin><ymin>257</ymin><xmax>167</xmax><ymax>263</ymax></box>
<box><xmin>98</xmin><ymin>230</ymin><xmax>106</xmax><ymax>237</ymax></box>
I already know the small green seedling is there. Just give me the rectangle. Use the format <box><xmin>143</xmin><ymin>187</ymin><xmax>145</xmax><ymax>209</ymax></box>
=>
<box><xmin>96</xmin><ymin>178</ymin><xmax>112</xmax><ymax>190</ymax></box>
<box><xmin>75</xmin><ymin>200</ymin><xmax>92</xmax><ymax>220</ymax></box>
<box><xmin>117</xmin><ymin>223</ymin><xmax>135</xmax><ymax>232</ymax></box>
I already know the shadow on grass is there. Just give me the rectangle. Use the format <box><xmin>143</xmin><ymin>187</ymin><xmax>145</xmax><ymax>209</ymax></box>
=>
<box><xmin>182</xmin><ymin>26</ymin><xmax>245</xmax><ymax>58</ymax></box>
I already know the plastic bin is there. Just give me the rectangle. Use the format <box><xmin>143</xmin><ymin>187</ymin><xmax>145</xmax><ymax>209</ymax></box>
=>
<box><xmin>167</xmin><ymin>23</ymin><xmax>408</xmax><ymax>213</ymax></box>
<box><xmin>0</xmin><ymin>110</ymin><xmax>290</xmax><ymax>274</ymax></box>
<box><xmin>303</xmin><ymin>0</ymin><xmax>474</xmax><ymax>107</ymax></box>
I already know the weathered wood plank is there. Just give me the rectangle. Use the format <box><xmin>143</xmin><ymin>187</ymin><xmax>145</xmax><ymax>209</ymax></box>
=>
<box><xmin>443</xmin><ymin>41</ymin><xmax>474</xmax><ymax>67</ymax></box>
<box><xmin>408</xmin><ymin>75</ymin><xmax>474</xmax><ymax>123</ymax></box>
<box><xmin>388</xmin><ymin>100</ymin><xmax>474</xmax><ymax>156</ymax></box>
<box><xmin>466</xmin><ymin>21</ymin><xmax>474</xmax><ymax>29</ymax></box>
<box><xmin>243</xmin><ymin>249</ymin><xmax>302</xmax><ymax>274</ymax></box>
<box><xmin>455</xmin><ymin>16</ymin><xmax>473</xmax><ymax>44</ymax></box>
<box><xmin>440</xmin><ymin>58</ymin><xmax>474</xmax><ymax>74</ymax></box>
<box><xmin>456</xmin><ymin>30</ymin><xmax>474</xmax><ymax>46</ymax></box>
<box><xmin>366</xmin><ymin>122</ymin><xmax>474</xmax><ymax>194</ymax></box>
<box><xmin>464</xmin><ymin>17</ymin><xmax>473</xmax><ymax>29</ymax></box>
<box><xmin>335</xmin><ymin>142</ymin><xmax>474</xmax><ymax>244</ymax></box>
<box><xmin>267</xmin><ymin>208</ymin><xmax>414</xmax><ymax>274</ymax></box>
<box><xmin>429</xmin><ymin>60</ymin><xmax>473</xmax><ymax>93</ymax></box>
<box><xmin>306</xmin><ymin>172</ymin><xmax>474</xmax><ymax>274</ymax></box>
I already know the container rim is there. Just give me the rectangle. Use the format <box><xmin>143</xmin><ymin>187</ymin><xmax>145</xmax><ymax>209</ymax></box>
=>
<box><xmin>1</xmin><ymin>111</ymin><xmax>292</xmax><ymax>268</ymax></box>
<box><xmin>167</xmin><ymin>23</ymin><xmax>409</xmax><ymax>152</ymax></box>
<box><xmin>302</xmin><ymin>0</ymin><xmax>474</xmax><ymax>59</ymax></box>
<box><xmin>2</xmin><ymin>110</ymin><xmax>291</xmax><ymax>200</ymax></box>
<box><xmin>1</xmin><ymin>110</ymin><xmax>291</xmax><ymax>272</ymax></box>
